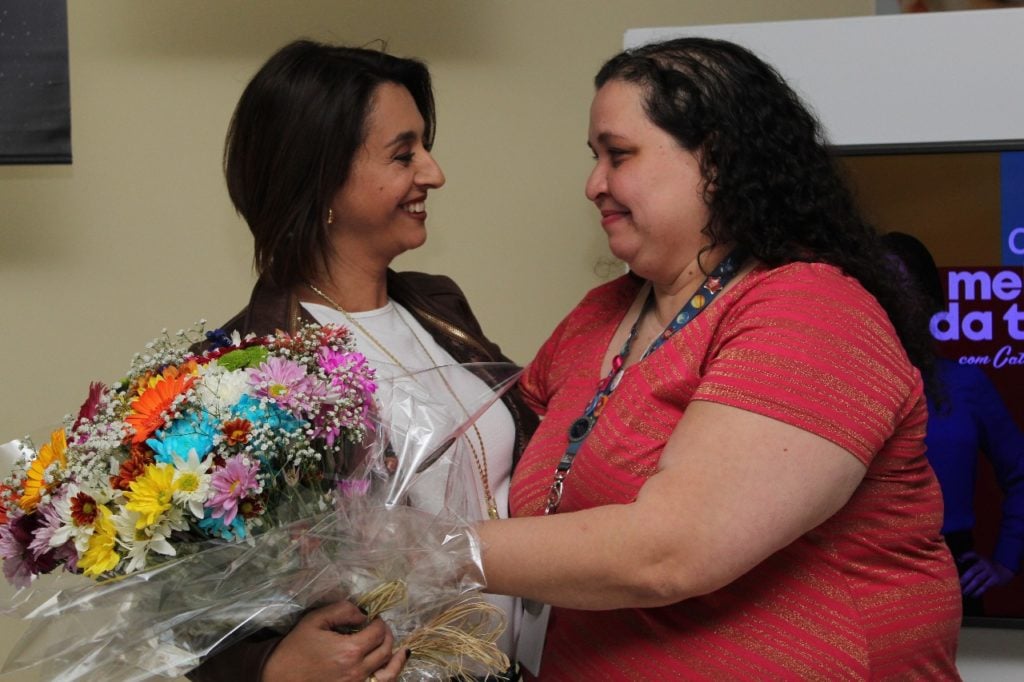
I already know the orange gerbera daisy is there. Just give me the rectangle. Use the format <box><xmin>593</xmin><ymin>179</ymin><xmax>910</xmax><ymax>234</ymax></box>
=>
<box><xmin>130</xmin><ymin>360</ymin><xmax>199</xmax><ymax>400</ymax></box>
<box><xmin>126</xmin><ymin>374</ymin><xmax>195</xmax><ymax>444</ymax></box>
<box><xmin>18</xmin><ymin>429</ymin><xmax>68</xmax><ymax>512</ymax></box>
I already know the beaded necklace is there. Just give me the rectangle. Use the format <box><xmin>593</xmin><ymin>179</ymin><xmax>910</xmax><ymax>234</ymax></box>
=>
<box><xmin>544</xmin><ymin>249</ymin><xmax>746</xmax><ymax>515</ymax></box>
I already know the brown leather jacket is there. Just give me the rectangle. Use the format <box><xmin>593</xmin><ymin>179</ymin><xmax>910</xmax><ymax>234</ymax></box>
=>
<box><xmin>187</xmin><ymin>271</ymin><xmax>537</xmax><ymax>681</ymax></box>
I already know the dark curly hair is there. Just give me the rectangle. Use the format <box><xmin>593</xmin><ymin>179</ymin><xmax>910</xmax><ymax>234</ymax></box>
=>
<box><xmin>595</xmin><ymin>37</ymin><xmax>934</xmax><ymax>380</ymax></box>
<box><xmin>224</xmin><ymin>40</ymin><xmax>436</xmax><ymax>289</ymax></box>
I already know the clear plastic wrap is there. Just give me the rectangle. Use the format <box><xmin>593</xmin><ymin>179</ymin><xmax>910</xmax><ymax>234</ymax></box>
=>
<box><xmin>0</xmin><ymin>324</ymin><xmax>521</xmax><ymax>681</ymax></box>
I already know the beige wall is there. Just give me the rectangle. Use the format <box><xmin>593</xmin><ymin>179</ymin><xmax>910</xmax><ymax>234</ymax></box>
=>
<box><xmin>0</xmin><ymin>1</ymin><xmax>880</xmax><ymax>679</ymax></box>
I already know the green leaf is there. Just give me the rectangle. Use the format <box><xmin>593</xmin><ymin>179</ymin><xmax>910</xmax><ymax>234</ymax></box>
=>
<box><xmin>217</xmin><ymin>346</ymin><xmax>270</xmax><ymax>370</ymax></box>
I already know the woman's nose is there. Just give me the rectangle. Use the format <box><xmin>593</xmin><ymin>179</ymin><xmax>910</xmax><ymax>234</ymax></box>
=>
<box><xmin>585</xmin><ymin>162</ymin><xmax>606</xmax><ymax>202</ymax></box>
<box><xmin>416</xmin><ymin>150</ymin><xmax>445</xmax><ymax>189</ymax></box>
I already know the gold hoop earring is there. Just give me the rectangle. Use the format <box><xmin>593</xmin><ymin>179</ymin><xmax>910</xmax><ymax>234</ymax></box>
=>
<box><xmin>327</xmin><ymin>208</ymin><xmax>335</xmax><ymax>225</ymax></box>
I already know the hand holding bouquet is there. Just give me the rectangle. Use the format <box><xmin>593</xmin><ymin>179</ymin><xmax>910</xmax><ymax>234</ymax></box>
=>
<box><xmin>0</xmin><ymin>323</ymin><xmax>513</xmax><ymax>681</ymax></box>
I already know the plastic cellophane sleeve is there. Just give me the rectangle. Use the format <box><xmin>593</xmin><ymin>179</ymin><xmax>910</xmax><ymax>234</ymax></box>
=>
<box><xmin>0</xmin><ymin>362</ymin><xmax>522</xmax><ymax>682</ymax></box>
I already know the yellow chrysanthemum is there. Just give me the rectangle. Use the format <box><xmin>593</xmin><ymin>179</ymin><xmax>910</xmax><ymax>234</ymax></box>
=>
<box><xmin>18</xmin><ymin>429</ymin><xmax>67</xmax><ymax>512</ymax></box>
<box><xmin>125</xmin><ymin>464</ymin><xmax>178</xmax><ymax>529</ymax></box>
<box><xmin>79</xmin><ymin>505</ymin><xmax>120</xmax><ymax>577</ymax></box>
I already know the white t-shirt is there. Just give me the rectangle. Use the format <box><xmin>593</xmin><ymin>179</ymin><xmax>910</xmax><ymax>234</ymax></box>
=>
<box><xmin>302</xmin><ymin>300</ymin><xmax>521</xmax><ymax>658</ymax></box>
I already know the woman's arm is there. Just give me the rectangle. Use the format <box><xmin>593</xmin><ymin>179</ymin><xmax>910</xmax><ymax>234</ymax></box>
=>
<box><xmin>479</xmin><ymin>399</ymin><xmax>865</xmax><ymax>609</ymax></box>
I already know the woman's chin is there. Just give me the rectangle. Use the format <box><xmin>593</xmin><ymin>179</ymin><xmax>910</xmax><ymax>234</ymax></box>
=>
<box><xmin>606</xmin><ymin>240</ymin><xmax>636</xmax><ymax>266</ymax></box>
<box><xmin>609</xmin><ymin>250</ymin><xmax>642</xmax><ymax>276</ymax></box>
<box><xmin>396</xmin><ymin>229</ymin><xmax>428</xmax><ymax>256</ymax></box>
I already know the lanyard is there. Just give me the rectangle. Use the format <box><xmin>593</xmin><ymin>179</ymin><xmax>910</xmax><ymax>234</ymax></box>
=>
<box><xmin>543</xmin><ymin>249</ymin><xmax>745</xmax><ymax>514</ymax></box>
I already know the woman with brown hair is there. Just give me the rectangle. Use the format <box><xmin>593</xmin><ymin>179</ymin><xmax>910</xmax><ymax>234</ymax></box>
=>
<box><xmin>189</xmin><ymin>39</ymin><xmax>536</xmax><ymax>682</ymax></box>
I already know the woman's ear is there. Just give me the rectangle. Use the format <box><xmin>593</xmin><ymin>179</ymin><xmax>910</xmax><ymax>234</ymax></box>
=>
<box><xmin>697</xmin><ymin>142</ymin><xmax>717</xmax><ymax>199</ymax></box>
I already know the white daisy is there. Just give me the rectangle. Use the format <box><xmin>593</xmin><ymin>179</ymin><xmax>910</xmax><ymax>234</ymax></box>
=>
<box><xmin>48</xmin><ymin>484</ymin><xmax>96</xmax><ymax>554</ymax></box>
<box><xmin>171</xmin><ymin>449</ymin><xmax>214</xmax><ymax>519</ymax></box>
<box><xmin>112</xmin><ymin>509</ymin><xmax>178</xmax><ymax>575</ymax></box>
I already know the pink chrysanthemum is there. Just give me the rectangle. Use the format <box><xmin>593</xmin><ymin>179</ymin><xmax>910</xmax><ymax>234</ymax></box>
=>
<box><xmin>312</xmin><ymin>348</ymin><xmax>377</xmax><ymax>444</ymax></box>
<box><xmin>250</xmin><ymin>356</ymin><xmax>314</xmax><ymax>412</ymax></box>
<box><xmin>28</xmin><ymin>501</ymin><xmax>61</xmax><ymax>558</ymax></box>
<box><xmin>318</xmin><ymin>349</ymin><xmax>377</xmax><ymax>394</ymax></box>
<box><xmin>28</xmin><ymin>500</ymin><xmax>78</xmax><ymax>572</ymax></box>
<box><xmin>207</xmin><ymin>456</ymin><xmax>261</xmax><ymax>526</ymax></box>
<box><xmin>301</xmin><ymin>378</ymin><xmax>332</xmax><ymax>406</ymax></box>
<box><xmin>317</xmin><ymin>347</ymin><xmax>357</xmax><ymax>373</ymax></box>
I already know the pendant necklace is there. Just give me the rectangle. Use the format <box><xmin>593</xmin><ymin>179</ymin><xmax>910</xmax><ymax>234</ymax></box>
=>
<box><xmin>544</xmin><ymin>249</ymin><xmax>746</xmax><ymax>515</ymax></box>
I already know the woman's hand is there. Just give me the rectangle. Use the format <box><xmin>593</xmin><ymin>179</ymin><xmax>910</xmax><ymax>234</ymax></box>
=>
<box><xmin>261</xmin><ymin>601</ymin><xmax>408</xmax><ymax>682</ymax></box>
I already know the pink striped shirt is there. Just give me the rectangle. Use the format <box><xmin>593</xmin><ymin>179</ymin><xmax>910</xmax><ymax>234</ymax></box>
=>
<box><xmin>510</xmin><ymin>262</ymin><xmax>961</xmax><ymax>680</ymax></box>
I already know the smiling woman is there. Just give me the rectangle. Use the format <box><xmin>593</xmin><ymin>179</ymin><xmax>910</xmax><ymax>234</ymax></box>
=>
<box><xmin>185</xmin><ymin>39</ymin><xmax>537</xmax><ymax>682</ymax></box>
<box><xmin>328</xmin><ymin>82</ymin><xmax>446</xmax><ymax>274</ymax></box>
<box><xmin>585</xmin><ymin>79</ymin><xmax>710</xmax><ymax>289</ymax></box>
<box><xmin>477</xmin><ymin>36</ymin><xmax>963</xmax><ymax>680</ymax></box>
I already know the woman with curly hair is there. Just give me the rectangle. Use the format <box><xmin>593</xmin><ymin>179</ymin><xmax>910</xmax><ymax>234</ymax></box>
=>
<box><xmin>478</xmin><ymin>37</ymin><xmax>962</xmax><ymax>679</ymax></box>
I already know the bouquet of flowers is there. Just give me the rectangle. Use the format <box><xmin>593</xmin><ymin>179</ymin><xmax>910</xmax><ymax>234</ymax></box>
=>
<box><xmin>0</xmin><ymin>323</ymin><xmax>517</xmax><ymax>681</ymax></box>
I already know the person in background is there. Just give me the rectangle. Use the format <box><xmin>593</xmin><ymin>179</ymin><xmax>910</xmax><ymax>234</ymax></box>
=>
<box><xmin>476</xmin><ymin>37</ymin><xmax>962</xmax><ymax>679</ymax></box>
<box><xmin>884</xmin><ymin>231</ymin><xmax>1024</xmax><ymax>616</ymax></box>
<box><xmin>188</xmin><ymin>39</ymin><xmax>536</xmax><ymax>682</ymax></box>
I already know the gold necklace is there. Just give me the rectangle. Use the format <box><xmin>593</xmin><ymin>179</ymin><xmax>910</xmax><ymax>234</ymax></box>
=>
<box><xmin>308</xmin><ymin>284</ymin><xmax>500</xmax><ymax>520</ymax></box>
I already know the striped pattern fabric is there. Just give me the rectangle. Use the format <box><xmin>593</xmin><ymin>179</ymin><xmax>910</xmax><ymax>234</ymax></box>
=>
<box><xmin>509</xmin><ymin>263</ymin><xmax>961</xmax><ymax>680</ymax></box>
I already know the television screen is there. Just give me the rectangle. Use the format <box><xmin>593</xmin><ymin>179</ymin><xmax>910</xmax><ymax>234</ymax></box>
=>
<box><xmin>841</xmin><ymin>147</ymin><xmax>1024</xmax><ymax>628</ymax></box>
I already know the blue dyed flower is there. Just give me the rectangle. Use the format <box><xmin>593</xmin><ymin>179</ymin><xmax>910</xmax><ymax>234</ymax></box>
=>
<box><xmin>147</xmin><ymin>411</ymin><xmax>220</xmax><ymax>464</ymax></box>
<box><xmin>230</xmin><ymin>395</ymin><xmax>303</xmax><ymax>434</ymax></box>
<box><xmin>198</xmin><ymin>510</ymin><xmax>247</xmax><ymax>541</ymax></box>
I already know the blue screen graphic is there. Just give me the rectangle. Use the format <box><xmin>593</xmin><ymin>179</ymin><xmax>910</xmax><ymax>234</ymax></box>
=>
<box><xmin>1001</xmin><ymin>151</ymin><xmax>1024</xmax><ymax>266</ymax></box>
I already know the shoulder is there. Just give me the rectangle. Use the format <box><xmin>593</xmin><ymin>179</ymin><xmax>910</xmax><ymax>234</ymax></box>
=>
<box><xmin>389</xmin><ymin>269</ymin><xmax>506</xmax><ymax>360</ymax></box>
<box><xmin>389</xmin><ymin>269</ymin><xmax>477</xmax><ymax>327</ymax></box>
<box><xmin>708</xmin><ymin>260</ymin><xmax>920</xmax><ymax>401</ymax></box>
<box><xmin>569</xmin><ymin>273</ymin><xmax>643</xmax><ymax>320</ymax></box>
<box><xmin>742</xmin><ymin>261</ymin><xmax>874</xmax><ymax>303</ymax></box>
<box><xmin>697</xmin><ymin>262</ymin><xmax>922</xmax><ymax>461</ymax></box>
<box><xmin>724</xmin><ymin>262</ymin><xmax>896</xmax><ymax>340</ymax></box>
<box><xmin>213</xmin><ymin>277</ymin><xmax>303</xmax><ymax>339</ymax></box>
<box><xmin>527</xmin><ymin>274</ymin><xmax>639</xmax><ymax>370</ymax></box>
<box><xmin>539</xmin><ymin>274</ymin><xmax>641</xmax><ymax>349</ymax></box>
